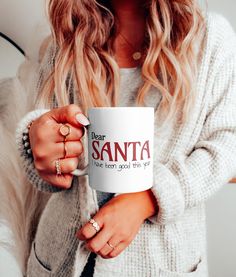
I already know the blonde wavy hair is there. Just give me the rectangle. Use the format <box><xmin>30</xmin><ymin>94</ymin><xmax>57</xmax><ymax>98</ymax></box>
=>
<box><xmin>37</xmin><ymin>0</ymin><xmax>206</xmax><ymax>127</ymax></box>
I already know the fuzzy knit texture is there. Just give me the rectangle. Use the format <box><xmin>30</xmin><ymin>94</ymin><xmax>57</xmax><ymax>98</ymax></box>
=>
<box><xmin>15</xmin><ymin>12</ymin><xmax>236</xmax><ymax>277</ymax></box>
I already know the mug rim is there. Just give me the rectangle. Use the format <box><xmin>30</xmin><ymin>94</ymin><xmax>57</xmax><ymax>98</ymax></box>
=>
<box><xmin>88</xmin><ymin>107</ymin><xmax>154</xmax><ymax>110</ymax></box>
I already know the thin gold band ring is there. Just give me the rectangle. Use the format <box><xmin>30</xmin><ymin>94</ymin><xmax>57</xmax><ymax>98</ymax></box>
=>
<box><xmin>63</xmin><ymin>142</ymin><xmax>68</xmax><ymax>158</ymax></box>
<box><xmin>107</xmin><ymin>241</ymin><xmax>115</xmax><ymax>250</ymax></box>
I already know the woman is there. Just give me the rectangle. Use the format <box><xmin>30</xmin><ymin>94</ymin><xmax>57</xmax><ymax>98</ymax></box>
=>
<box><xmin>15</xmin><ymin>0</ymin><xmax>236</xmax><ymax>276</ymax></box>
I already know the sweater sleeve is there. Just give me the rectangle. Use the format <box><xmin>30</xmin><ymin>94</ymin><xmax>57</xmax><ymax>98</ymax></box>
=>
<box><xmin>15</xmin><ymin>109</ymin><xmax>67</xmax><ymax>193</ymax></box>
<box><xmin>15</xmin><ymin>38</ymin><xmax>72</xmax><ymax>193</ymax></box>
<box><xmin>147</xmin><ymin>18</ymin><xmax>236</xmax><ymax>225</ymax></box>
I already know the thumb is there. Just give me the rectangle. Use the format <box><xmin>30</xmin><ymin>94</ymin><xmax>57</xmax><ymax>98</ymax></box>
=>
<box><xmin>50</xmin><ymin>104</ymin><xmax>90</xmax><ymax>128</ymax></box>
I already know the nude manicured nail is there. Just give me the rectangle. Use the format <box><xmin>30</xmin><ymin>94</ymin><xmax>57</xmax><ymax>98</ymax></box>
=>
<box><xmin>75</xmin><ymin>113</ymin><xmax>90</xmax><ymax>126</ymax></box>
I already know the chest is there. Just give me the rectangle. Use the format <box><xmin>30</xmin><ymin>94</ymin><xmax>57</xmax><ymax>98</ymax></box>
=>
<box><xmin>118</xmin><ymin>74</ymin><xmax>209</xmax><ymax>163</ymax></box>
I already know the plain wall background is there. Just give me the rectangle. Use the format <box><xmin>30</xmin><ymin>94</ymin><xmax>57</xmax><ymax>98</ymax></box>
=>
<box><xmin>0</xmin><ymin>0</ymin><xmax>236</xmax><ymax>276</ymax></box>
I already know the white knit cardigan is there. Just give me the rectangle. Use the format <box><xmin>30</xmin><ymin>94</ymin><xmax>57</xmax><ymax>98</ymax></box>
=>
<box><xmin>15</xmin><ymin>12</ymin><xmax>236</xmax><ymax>277</ymax></box>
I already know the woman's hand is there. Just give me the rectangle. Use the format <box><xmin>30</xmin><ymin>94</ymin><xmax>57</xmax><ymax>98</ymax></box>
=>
<box><xmin>76</xmin><ymin>189</ymin><xmax>158</xmax><ymax>259</ymax></box>
<box><xmin>29</xmin><ymin>104</ymin><xmax>90</xmax><ymax>189</ymax></box>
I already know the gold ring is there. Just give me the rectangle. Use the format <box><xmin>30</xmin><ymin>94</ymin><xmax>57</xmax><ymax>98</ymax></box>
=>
<box><xmin>55</xmin><ymin>159</ymin><xmax>62</xmax><ymax>175</ymax></box>
<box><xmin>88</xmin><ymin>218</ymin><xmax>100</xmax><ymax>233</ymax></box>
<box><xmin>63</xmin><ymin>142</ymin><xmax>68</xmax><ymax>158</ymax></box>
<box><xmin>59</xmin><ymin>124</ymin><xmax>71</xmax><ymax>141</ymax></box>
<box><xmin>107</xmin><ymin>241</ymin><xmax>115</xmax><ymax>250</ymax></box>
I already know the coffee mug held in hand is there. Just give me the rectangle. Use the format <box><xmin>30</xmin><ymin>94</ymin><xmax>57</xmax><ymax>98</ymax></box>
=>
<box><xmin>72</xmin><ymin>107</ymin><xmax>154</xmax><ymax>193</ymax></box>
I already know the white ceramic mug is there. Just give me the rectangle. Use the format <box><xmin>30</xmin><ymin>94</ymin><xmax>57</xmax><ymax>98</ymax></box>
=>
<box><xmin>72</xmin><ymin>107</ymin><xmax>154</xmax><ymax>193</ymax></box>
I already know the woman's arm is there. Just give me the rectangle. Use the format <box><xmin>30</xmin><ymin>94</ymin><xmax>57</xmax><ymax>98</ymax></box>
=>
<box><xmin>76</xmin><ymin>18</ymin><xmax>236</xmax><ymax>260</ymax></box>
<box><xmin>15</xmin><ymin>37</ymin><xmax>65</xmax><ymax>193</ymax></box>
<box><xmin>16</xmin><ymin>40</ymin><xmax>86</xmax><ymax>192</ymax></box>
<box><xmin>15</xmin><ymin>109</ymin><xmax>66</xmax><ymax>193</ymax></box>
<box><xmin>15</xmin><ymin>104</ymin><xmax>88</xmax><ymax>193</ymax></box>
<box><xmin>147</xmin><ymin>19</ymin><xmax>236</xmax><ymax>225</ymax></box>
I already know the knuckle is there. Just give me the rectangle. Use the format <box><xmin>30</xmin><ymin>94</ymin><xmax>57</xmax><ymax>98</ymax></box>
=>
<box><xmin>102</xmin><ymin>210</ymin><xmax>113</xmax><ymax>225</ymax></box>
<box><xmin>67</xmin><ymin>104</ymin><xmax>80</xmax><ymax>117</ymax></box>
<box><xmin>81</xmin><ymin>229</ymin><xmax>90</xmax><ymax>240</ymax></box>
<box><xmin>88</xmin><ymin>242</ymin><xmax>99</xmax><ymax>253</ymax></box>
<box><xmin>118</xmin><ymin>231</ymin><xmax>127</xmax><ymax>240</ymax></box>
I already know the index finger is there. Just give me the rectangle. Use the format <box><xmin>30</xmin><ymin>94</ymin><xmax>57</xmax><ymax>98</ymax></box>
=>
<box><xmin>50</xmin><ymin>104</ymin><xmax>89</xmax><ymax>128</ymax></box>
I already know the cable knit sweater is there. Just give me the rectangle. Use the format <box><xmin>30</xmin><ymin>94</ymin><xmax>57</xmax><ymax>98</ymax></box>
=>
<box><xmin>15</xmin><ymin>13</ymin><xmax>236</xmax><ymax>277</ymax></box>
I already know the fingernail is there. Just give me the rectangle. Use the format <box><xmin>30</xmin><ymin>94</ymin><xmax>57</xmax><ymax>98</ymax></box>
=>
<box><xmin>76</xmin><ymin>113</ymin><xmax>90</xmax><ymax>126</ymax></box>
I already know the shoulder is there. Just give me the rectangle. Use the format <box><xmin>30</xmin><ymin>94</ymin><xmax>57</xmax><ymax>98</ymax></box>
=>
<box><xmin>38</xmin><ymin>36</ymin><xmax>58</xmax><ymax>68</ymax></box>
<box><xmin>34</xmin><ymin>36</ymin><xmax>59</xmax><ymax>91</ymax></box>
<box><xmin>204</xmin><ymin>12</ymin><xmax>236</xmax><ymax>65</ymax></box>
<box><xmin>38</xmin><ymin>35</ymin><xmax>53</xmax><ymax>63</ymax></box>
<box><xmin>206</xmin><ymin>12</ymin><xmax>235</xmax><ymax>37</ymax></box>
<box><xmin>201</xmin><ymin>13</ymin><xmax>236</xmax><ymax>113</ymax></box>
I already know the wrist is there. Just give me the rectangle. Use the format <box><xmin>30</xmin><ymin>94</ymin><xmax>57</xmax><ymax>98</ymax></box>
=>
<box><xmin>139</xmin><ymin>189</ymin><xmax>158</xmax><ymax>219</ymax></box>
<box><xmin>120</xmin><ymin>189</ymin><xmax>158</xmax><ymax>220</ymax></box>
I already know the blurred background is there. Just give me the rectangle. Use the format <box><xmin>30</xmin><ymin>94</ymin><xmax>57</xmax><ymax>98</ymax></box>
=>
<box><xmin>0</xmin><ymin>0</ymin><xmax>235</xmax><ymax>276</ymax></box>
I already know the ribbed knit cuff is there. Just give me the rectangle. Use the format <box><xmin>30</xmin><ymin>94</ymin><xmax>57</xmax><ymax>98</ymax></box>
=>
<box><xmin>15</xmin><ymin>109</ymin><xmax>50</xmax><ymax>144</ymax></box>
<box><xmin>147</xmin><ymin>162</ymin><xmax>185</xmax><ymax>225</ymax></box>
<box><xmin>15</xmin><ymin>109</ymin><xmax>65</xmax><ymax>193</ymax></box>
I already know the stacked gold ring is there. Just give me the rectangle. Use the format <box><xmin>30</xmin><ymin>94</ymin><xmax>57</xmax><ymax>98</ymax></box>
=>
<box><xmin>55</xmin><ymin>159</ymin><xmax>62</xmax><ymax>175</ymax></box>
<box><xmin>59</xmin><ymin>124</ymin><xmax>71</xmax><ymax>158</ymax></box>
